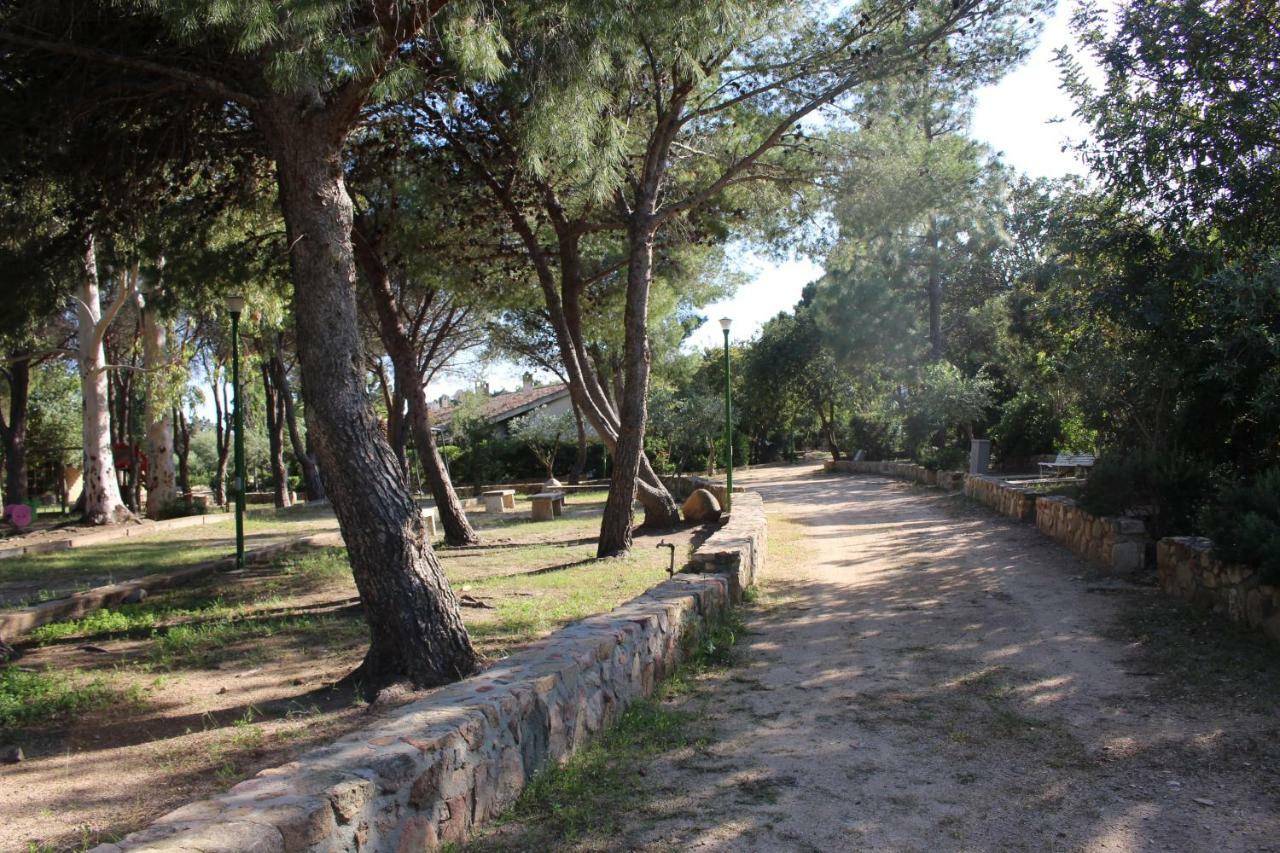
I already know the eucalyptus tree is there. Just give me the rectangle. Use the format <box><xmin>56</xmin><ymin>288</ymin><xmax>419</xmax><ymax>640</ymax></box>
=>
<box><xmin>0</xmin><ymin>0</ymin><xmax>511</xmax><ymax>692</ymax></box>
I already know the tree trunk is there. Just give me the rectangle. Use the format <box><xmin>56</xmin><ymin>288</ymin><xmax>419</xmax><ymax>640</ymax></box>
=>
<box><xmin>1</xmin><ymin>355</ymin><xmax>31</xmax><ymax>506</ymax></box>
<box><xmin>260</xmin><ymin>104</ymin><xmax>476</xmax><ymax>693</ymax></box>
<box><xmin>174</xmin><ymin>406</ymin><xmax>191</xmax><ymax>497</ymax></box>
<box><xmin>353</xmin><ymin>231</ymin><xmax>479</xmax><ymax>547</ymax></box>
<box><xmin>926</xmin><ymin>214</ymin><xmax>944</xmax><ymax>362</ymax></box>
<box><xmin>76</xmin><ymin>232</ymin><xmax>132</xmax><ymax>525</ymax></box>
<box><xmin>260</xmin><ymin>358</ymin><xmax>292</xmax><ymax>509</ymax></box>
<box><xmin>212</xmin><ymin>367</ymin><xmax>230</xmax><ymax>507</ymax></box>
<box><xmin>141</xmin><ymin>303</ymin><xmax>177</xmax><ymax>518</ymax></box>
<box><xmin>598</xmin><ymin>218</ymin><xmax>660</xmax><ymax>557</ymax></box>
<box><xmin>269</xmin><ymin>340</ymin><xmax>325</xmax><ymax>502</ymax></box>
<box><xmin>569</xmin><ymin>396</ymin><xmax>587</xmax><ymax>485</ymax></box>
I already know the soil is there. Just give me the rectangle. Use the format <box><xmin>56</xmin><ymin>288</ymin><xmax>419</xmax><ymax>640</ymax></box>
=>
<box><xmin>524</xmin><ymin>463</ymin><xmax>1280</xmax><ymax>852</ymax></box>
<box><xmin>0</xmin><ymin>496</ymin><xmax>704</xmax><ymax>852</ymax></box>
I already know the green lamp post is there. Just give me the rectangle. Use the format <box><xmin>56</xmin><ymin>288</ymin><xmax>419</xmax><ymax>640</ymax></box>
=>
<box><xmin>719</xmin><ymin>316</ymin><xmax>733</xmax><ymax>512</ymax></box>
<box><xmin>226</xmin><ymin>294</ymin><xmax>247</xmax><ymax>568</ymax></box>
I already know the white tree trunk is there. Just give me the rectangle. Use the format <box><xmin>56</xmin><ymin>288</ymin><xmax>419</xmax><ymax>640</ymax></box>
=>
<box><xmin>141</xmin><ymin>298</ymin><xmax>176</xmax><ymax>519</ymax></box>
<box><xmin>76</xmin><ymin>232</ymin><xmax>132</xmax><ymax>525</ymax></box>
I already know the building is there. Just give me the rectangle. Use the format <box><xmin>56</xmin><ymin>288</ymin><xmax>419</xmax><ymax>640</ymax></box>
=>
<box><xmin>431</xmin><ymin>373</ymin><xmax>578</xmax><ymax>439</ymax></box>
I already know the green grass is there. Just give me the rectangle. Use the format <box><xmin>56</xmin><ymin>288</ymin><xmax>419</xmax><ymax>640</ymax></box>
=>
<box><xmin>0</xmin><ymin>665</ymin><xmax>123</xmax><ymax>735</ymax></box>
<box><xmin>464</xmin><ymin>609</ymin><xmax>744</xmax><ymax>850</ymax></box>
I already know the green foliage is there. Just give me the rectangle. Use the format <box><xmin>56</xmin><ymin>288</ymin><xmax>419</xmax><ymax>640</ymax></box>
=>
<box><xmin>0</xmin><ymin>666</ymin><xmax>119</xmax><ymax>734</ymax></box>
<box><xmin>989</xmin><ymin>392</ymin><xmax>1065</xmax><ymax>465</ymax></box>
<box><xmin>1201</xmin><ymin>469</ymin><xmax>1280</xmax><ymax>584</ymax></box>
<box><xmin>1081</xmin><ymin>450</ymin><xmax>1210</xmax><ymax>539</ymax></box>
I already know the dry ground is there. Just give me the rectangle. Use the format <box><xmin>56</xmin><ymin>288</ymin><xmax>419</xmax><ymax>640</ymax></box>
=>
<box><xmin>473</xmin><ymin>463</ymin><xmax>1280</xmax><ymax>853</ymax></box>
<box><xmin>1</xmin><ymin>492</ymin><xmax>709</xmax><ymax>852</ymax></box>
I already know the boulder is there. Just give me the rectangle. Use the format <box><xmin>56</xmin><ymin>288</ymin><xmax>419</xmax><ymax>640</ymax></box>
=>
<box><xmin>682</xmin><ymin>489</ymin><xmax>722</xmax><ymax>523</ymax></box>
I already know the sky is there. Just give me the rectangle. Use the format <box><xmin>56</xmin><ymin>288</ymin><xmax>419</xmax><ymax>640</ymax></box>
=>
<box><xmin>430</xmin><ymin>1</ymin><xmax>1107</xmax><ymax>397</ymax></box>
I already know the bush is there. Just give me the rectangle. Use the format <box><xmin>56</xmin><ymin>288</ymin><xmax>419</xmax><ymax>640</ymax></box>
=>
<box><xmin>990</xmin><ymin>393</ymin><xmax>1063</xmax><ymax>465</ymax></box>
<box><xmin>1081</xmin><ymin>450</ymin><xmax>1210</xmax><ymax>538</ymax></box>
<box><xmin>1200</xmin><ymin>468</ymin><xmax>1280</xmax><ymax>583</ymax></box>
<box><xmin>914</xmin><ymin>445</ymin><xmax>967</xmax><ymax>471</ymax></box>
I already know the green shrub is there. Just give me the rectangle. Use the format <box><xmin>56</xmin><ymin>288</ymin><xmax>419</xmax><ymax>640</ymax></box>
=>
<box><xmin>1200</xmin><ymin>468</ymin><xmax>1280</xmax><ymax>583</ymax></box>
<box><xmin>915</xmin><ymin>444</ymin><xmax>967</xmax><ymax>471</ymax></box>
<box><xmin>990</xmin><ymin>393</ymin><xmax>1064</xmax><ymax>465</ymax></box>
<box><xmin>1081</xmin><ymin>450</ymin><xmax>1210</xmax><ymax>538</ymax></box>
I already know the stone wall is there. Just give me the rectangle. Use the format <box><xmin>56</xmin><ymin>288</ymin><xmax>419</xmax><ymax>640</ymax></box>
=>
<box><xmin>94</xmin><ymin>509</ymin><xmax>768</xmax><ymax>852</ymax></box>
<box><xmin>823</xmin><ymin>459</ymin><xmax>965</xmax><ymax>491</ymax></box>
<box><xmin>687</xmin><ymin>492</ymin><xmax>766</xmax><ymax>600</ymax></box>
<box><xmin>659</xmin><ymin>474</ymin><xmax>732</xmax><ymax>508</ymax></box>
<box><xmin>1157</xmin><ymin>537</ymin><xmax>1280</xmax><ymax>643</ymax></box>
<box><xmin>1035</xmin><ymin>496</ymin><xmax>1147</xmax><ymax>574</ymax></box>
<box><xmin>964</xmin><ymin>475</ymin><xmax>1038</xmax><ymax>522</ymax></box>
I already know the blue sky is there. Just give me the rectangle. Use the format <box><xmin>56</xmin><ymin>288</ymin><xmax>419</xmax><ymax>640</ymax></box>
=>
<box><xmin>432</xmin><ymin>0</ymin><xmax>1107</xmax><ymax>396</ymax></box>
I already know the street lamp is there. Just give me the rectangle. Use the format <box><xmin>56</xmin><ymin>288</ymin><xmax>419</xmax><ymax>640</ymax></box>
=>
<box><xmin>719</xmin><ymin>317</ymin><xmax>733</xmax><ymax>512</ymax></box>
<box><xmin>226</xmin><ymin>294</ymin><xmax>246</xmax><ymax>568</ymax></box>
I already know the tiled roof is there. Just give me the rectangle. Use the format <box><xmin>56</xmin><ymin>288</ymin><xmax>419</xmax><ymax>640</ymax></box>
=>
<box><xmin>431</xmin><ymin>383</ymin><xmax>570</xmax><ymax>426</ymax></box>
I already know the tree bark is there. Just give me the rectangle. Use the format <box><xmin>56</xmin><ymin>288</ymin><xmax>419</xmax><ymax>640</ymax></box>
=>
<box><xmin>926</xmin><ymin>214</ymin><xmax>944</xmax><ymax>362</ymax></box>
<box><xmin>212</xmin><ymin>365</ymin><xmax>230</xmax><ymax>507</ymax></box>
<box><xmin>598</xmin><ymin>218</ymin><xmax>660</xmax><ymax>557</ymax></box>
<box><xmin>269</xmin><ymin>338</ymin><xmax>325</xmax><ymax>502</ymax></box>
<box><xmin>259</xmin><ymin>103</ymin><xmax>476</xmax><ymax>693</ymax></box>
<box><xmin>1</xmin><ymin>354</ymin><xmax>30</xmax><ymax>506</ymax></box>
<box><xmin>174</xmin><ymin>406</ymin><xmax>191</xmax><ymax>497</ymax></box>
<box><xmin>141</xmin><ymin>302</ymin><xmax>177</xmax><ymax>518</ymax></box>
<box><xmin>353</xmin><ymin>230</ymin><xmax>479</xmax><ymax>547</ymax></box>
<box><xmin>260</xmin><ymin>358</ymin><xmax>291</xmax><ymax>508</ymax></box>
<box><xmin>569</xmin><ymin>395</ymin><xmax>587</xmax><ymax>485</ymax></box>
<box><xmin>76</xmin><ymin>232</ymin><xmax>132</xmax><ymax>525</ymax></box>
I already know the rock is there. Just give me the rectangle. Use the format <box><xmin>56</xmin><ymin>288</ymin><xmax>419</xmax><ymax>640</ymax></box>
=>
<box><xmin>682</xmin><ymin>489</ymin><xmax>722</xmax><ymax>523</ymax></box>
<box><xmin>1</xmin><ymin>745</ymin><xmax>22</xmax><ymax>763</ymax></box>
<box><xmin>542</xmin><ymin>478</ymin><xmax>563</xmax><ymax>489</ymax></box>
<box><xmin>123</xmin><ymin>588</ymin><xmax>147</xmax><ymax>604</ymax></box>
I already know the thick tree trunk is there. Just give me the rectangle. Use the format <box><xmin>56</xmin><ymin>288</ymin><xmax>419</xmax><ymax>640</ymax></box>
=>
<box><xmin>261</xmin><ymin>106</ymin><xmax>475</xmax><ymax>693</ymax></box>
<box><xmin>354</xmin><ymin>232</ymin><xmax>479</xmax><ymax>547</ymax></box>
<box><xmin>1</xmin><ymin>355</ymin><xmax>30</xmax><ymax>506</ymax></box>
<box><xmin>269</xmin><ymin>341</ymin><xmax>325</xmax><ymax>502</ymax></box>
<box><xmin>141</xmin><ymin>304</ymin><xmax>177</xmax><ymax>518</ymax></box>
<box><xmin>598</xmin><ymin>219</ymin><xmax>661</xmax><ymax>557</ymax></box>
<box><xmin>77</xmin><ymin>232</ymin><xmax>132</xmax><ymax>525</ymax></box>
<box><xmin>261</xmin><ymin>359</ymin><xmax>291</xmax><ymax>509</ymax></box>
<box><xmin>926</xmin><ymin>215</ymin><xmax>944</xmax><ymax>362</ymax></box>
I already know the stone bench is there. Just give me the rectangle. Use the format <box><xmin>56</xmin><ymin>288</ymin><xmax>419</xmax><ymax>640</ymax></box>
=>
<box><xmin>530</xmin><ymin>492</ymin><xmax>565</xmax><ymax>521</ymax></box>
<box><xmin>481</xmin><ymin>489</ymin><xmax>517</xmax><ymax>514</ymax></box>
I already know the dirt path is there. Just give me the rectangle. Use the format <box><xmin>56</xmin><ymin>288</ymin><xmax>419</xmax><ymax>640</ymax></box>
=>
<box><xmin>592</xmin><ymin>464</ymin><xmax>1280</xmax><ymax>851</ymax></box>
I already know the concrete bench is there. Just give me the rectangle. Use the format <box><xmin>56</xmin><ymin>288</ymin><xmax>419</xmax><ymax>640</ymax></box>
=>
<box><xmin>482</xmin><ymin>489</ymin><xmax>517</xmax><ymax>514</ymax></box>
<box><xmin>530</xmin><ymin>491</ymin><xmax>566</xmax><ymax>521</ymax></box>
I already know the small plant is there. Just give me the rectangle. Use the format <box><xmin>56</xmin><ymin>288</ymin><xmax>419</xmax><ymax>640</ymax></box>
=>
<box><xmin>1200</xmin><ymin>468</ymin><xmax>1280</xmax><ymax>583</ymax></box>
<box><xmin>1080</xmin><ymin>449</ymin><xmax>1210</xmax><ymax>538</ymax></box>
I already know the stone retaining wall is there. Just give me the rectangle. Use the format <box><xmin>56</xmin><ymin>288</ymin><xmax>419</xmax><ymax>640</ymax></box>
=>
<box><xmin>964</xmin><ymin>475</ymin><xmax>1038</xmax><ymax>521</ymax></box>
<box><xmin>1157</xmin><ymin>537</ymin><xmax>1280</xmax><ymax>643</ymax></box>
<box><xmin>1035</xmin><ymin>496</ymin><xmax>1147</xmax><ymax>574</ymax></box>
<box><xmin>659</xmin><ymin>474</ymin><xmax>732</xmax><ymax>508</ymax></box>
<box><xmin>0</xmin><ymin>512</ymin><xmax>224</xmax><ymax>561</ymax></box>
<box><xmin>687</xmin><ymin>492</ymin><xmax>766</xmax><ymax>599</ymax></box>
<box><xmin>94</xmin><ymin>505</ymin><xmax>769</xmax><ymax>852</ymax></box>
<box><xmin>822</xmin><ymin>459</ymin><xmax>965</xmax><ymax>491</ymax></box>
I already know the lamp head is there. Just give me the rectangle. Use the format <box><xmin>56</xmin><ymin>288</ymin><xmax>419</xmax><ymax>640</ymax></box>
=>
<box><xmin>719</xmin><ymin>317</ymin><xmax>732</xmax><ymax>332</ymax></box>
<box><xmin>225</xmin><ymin>294</ymin><xmax>246</xmax><ymax>315</ymax></box>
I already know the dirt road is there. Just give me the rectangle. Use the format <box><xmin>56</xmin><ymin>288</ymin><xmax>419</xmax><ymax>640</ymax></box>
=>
<box><xmin>592</xmin><ymin>464</ymin><xmax>1280</xmax><ymax>851</ymax></box>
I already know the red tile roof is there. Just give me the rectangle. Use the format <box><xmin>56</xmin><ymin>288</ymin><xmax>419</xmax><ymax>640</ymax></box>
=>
<box><xmin>431</xmin><ymin>383</ymin><xmax>569</xmax><ymax>426</ymax></box>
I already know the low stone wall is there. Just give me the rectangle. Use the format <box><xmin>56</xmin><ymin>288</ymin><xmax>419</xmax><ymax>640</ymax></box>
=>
<box><xmin>1035</xmin><ymin>496</ymin><xmax>1147</xmax><ymax>574</ymax></box>
<box><xmin>824</xmin><ymin>459</ymin><xmax>965</xmax><ymax>491</ymax></box>
<box><xmin>1157</xmin><ymin>537</ymin><xmax>1280</xmax><ymax>643</ymax></box>
<box><xmin>687</xmin><ymin>492</ymin><xmax>766</xmax><ymax>599</ymax></box>
<box><xmin>95</xmin><ymin>510</ymin><xmax>767</xmax><ymax>852</ymax></box>
<box><xmin>659</xmin><ymin>474</ymin><xmax>731</xmax><ymax>508</ymax></box>
<box><xmin>0</xmin><ymin>512</ymin><xmax>224</xmax><ymax>561</ymax></box>
<box><xmin>964</xmin><ymin>475</ymin><xmax>1038</xmax><ymax>521</ymax></box>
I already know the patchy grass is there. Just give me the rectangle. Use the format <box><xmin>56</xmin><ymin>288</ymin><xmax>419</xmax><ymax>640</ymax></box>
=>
<box><xmin>464</xmin><ymin>609</ymin><xmax>745</xmax><ymax>851</ymax></box>
<box><xmin>1107</xmin><ymin>593</ymin><xmax>1280</xmax><ymax>711</ymax></box>
<box><xmin>0</xmin><ymin>665</ymin><xmax>127</xmax><ymax>736</ymax></box>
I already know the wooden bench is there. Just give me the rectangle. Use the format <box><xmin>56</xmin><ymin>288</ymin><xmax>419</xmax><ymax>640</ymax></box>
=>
<box><xmin>481</xmin><ymin>489</ymin><xmax>517</xmax><ymax>514</ymax></box>
<box><xmin>1038</xmin><ymin>454</ymin><xmax>1096</xmax><ymax>478</ymax></box>
<box><xmin>530</xmin><ymin>491</ymin><xmax>566</xmax><ymax>522</ymax></box>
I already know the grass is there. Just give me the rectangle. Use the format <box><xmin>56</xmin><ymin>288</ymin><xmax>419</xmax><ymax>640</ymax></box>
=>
<box><xmin>464</xmin><ymin>609</ymin><xmax>745</xmax><ymax>851</ymax></box>
<box><xmin>0</xmin><ymin>665</ymin><xmax>125</xmax><ymax>736</ymax></box>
